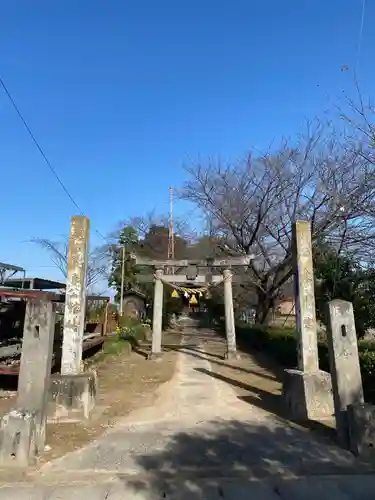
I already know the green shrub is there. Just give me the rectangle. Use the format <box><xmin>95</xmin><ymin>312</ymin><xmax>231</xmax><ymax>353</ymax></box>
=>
<box><xmin>117</xmin><ymin>316</ymin><xmax>148</xmax><ymax>344</ymax></box>
<box><xmin>235</xmin><ymin>323</ymin><xmax>375</xmax><ymax>403</ymax></box>
<box><xmin>359</xmin><ymin>349</ymin><xmax>375</xmax><ymax>400</ymax></box>
<box><xmin>235</xmin><ymin>324</ymin><xmax>298</xmax><ymax>367</ymax></box>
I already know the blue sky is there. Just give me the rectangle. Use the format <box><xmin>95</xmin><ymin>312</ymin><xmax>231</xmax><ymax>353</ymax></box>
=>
<box><xmin>1</xmin><ymin>0</ymin><xmax>374</xmax><ymax>282</ymax></box>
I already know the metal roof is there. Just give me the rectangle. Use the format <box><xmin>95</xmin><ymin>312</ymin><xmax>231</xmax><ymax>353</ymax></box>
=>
<box><xmin>4</xmin><ymin>277</ymin><xmax>66</xmax><ymax>290</ymax></box>
<box><xmin>0</xmin><ymin>287</ymin><xmax>109</xmax><ymax>302</ymax></box>
<box><xmin>86</xmin><ymin>295</ymin><xmax>110</xmax><ymax>302</ymax></box>
<box><xmin>123</xmin><ymin>289</ymin><xmax>146</xmax><ymax>299</ymax></box>
<box><xmin>0</xmin><ymin>262</ymin><xmax>24</xmax><ymax>272</ymax></box>
<box><xmin>0</xmin><ymin>287</ymin><xmax>59</xmax><ymax>301</ymax></box>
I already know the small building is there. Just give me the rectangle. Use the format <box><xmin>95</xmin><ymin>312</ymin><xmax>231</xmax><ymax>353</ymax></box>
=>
<box><xmin>275</xmin><ymin>279</ymin><xmax>295</xmax><ymax>316</ymax></box>
<box><xmin>1</xmin><ymin>276</ymin><xmax>111</xmax><ymax>337</ymax></box>
<box><xmin>122</xmin><ymin>290</ymin><xmax>147</xmax><ymax>320</ymax></box>
<box><xmin>276</xmin><ymin>298</ymin><xmax>296</xmax><ymax>315</ymax></box>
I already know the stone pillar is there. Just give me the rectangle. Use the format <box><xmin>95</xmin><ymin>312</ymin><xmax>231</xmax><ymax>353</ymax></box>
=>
<box><xmin>293</xmin><ymin>220</ymin><xmax>319</xmax><ymax>372</ymax></box>
<box><xmin>0</xmin><ymin>299</ymin><xmax>55</xmax><ymax>466</ymax></box>
<box><xmin>61</xmin><ymin>215</ymin><xmax>90</xmax><ymax>375</ymax></box>
<box><xmin>17</xmin><ymin>299</ymin><xmax>56</xmax><ymax>446</ymax></box>
<box><xmin>49</xmin><ymin>216</ymin><xmax>97</xmax><ymax>422</ymax></box>
<box><xmin>223</xmin><ymin>269</ymin><xmax>238</xmax><ymax>359</ymax></box>
<box><xmin>148</xmin><ymin>269</ymin><xmax>164</xmax><ymax>360</ymax></box>
<box><xmin>282</xmin><ymin>220</ymin><xmax>334</xmax><ymax>420</ymax></box>
<box><xmin>327</xmin><ymin>299</ymin><xmax>364</xmax><ymax>449</ymax></box>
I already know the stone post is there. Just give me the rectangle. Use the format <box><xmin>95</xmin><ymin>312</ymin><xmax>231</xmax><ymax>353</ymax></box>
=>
<box><xmin>61</xmin><ymin>215</ymin><xmax>90</xmax><ymax>375</ymax></box>
<box><xmin>327</xmin><ymin>299</ymin><xmax>364</xmax><ymax>449</ymax></box>
<box><xmin>293</xmin><ymin>220</ymin><xmax>319</xmax><ymax>372</ymax></box>
<box><xmin>282</xmin><ymin>220</ymin><xmax>334</xmax><ymax>420</ymax></box>
<box><xmin>49</xmin><ymin>216</ymin><xmax>97</xmax><ymax>422</ymax></box>
<box><xmin>0</xmin><ymin>299</ymin><xmax>55</xmax><ymax>466</ymax></box>
<box><xmin>223</xmin><ymin>269</ymin><xmax>238</xmax><ymax>359</ymax></box>
<box><xmin>148</xmin><ymin>269</ymin><xmax>164</xmax><ymax>360</ymax></box>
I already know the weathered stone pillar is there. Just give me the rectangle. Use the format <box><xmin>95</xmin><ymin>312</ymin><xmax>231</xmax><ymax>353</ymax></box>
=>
<box><xmin>49</xmin><ymin>215</ymin><xmax>97</xmax><ymax>422</ymax></box>
<box><xmin>293</xmin><ymin>220</ymin><xmax>319</xmax><ymax>372</ymax></box>
<box><xmin>148</xmin><ymin>269</ymin><xmax>164</xmax><ymax>360</ymax></box>
<box><xmin>282</xmin><ymin>220</ymin><xmax>334</xmax><ymax>420</ymax></box>
<box><xmin>61</xmin><ymin>215</ymin><xmax>90</xmax><ymax>375</ymax></box>
<box><xmin>327</xmin><ymin>300</ymin><xmax>364</xmax><ymax>449</ymax></box>
<box><xmin>223</xmin><ymin>269</ymin><xmax>238</xmax><ymax>359</ymax></box>
<box><xmin>0</xmin><ymin>299</ymin><xmax>55</xmax><ymax>466</ymax></box>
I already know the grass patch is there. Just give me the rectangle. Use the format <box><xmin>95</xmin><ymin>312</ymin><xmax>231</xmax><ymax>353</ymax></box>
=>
<box><xmin>83</xmin><ymin>337</ymin><xmax>132</xmax><ymax>368</ymax></box>
<box><xmin>103</xmin><ymin>337</ymin><xmax>132</xmax><ymax>355</ymax></box>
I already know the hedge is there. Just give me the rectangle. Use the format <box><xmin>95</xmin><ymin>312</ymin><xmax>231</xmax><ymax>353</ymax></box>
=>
<box><xmin>234</xmin><ymin>323</ymin><xmax>375</xmax><ymax>403</ymax></box>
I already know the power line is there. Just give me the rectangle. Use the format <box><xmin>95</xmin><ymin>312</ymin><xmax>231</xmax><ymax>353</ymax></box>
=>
<box><xmin>0</xmin><ymin>75</ymin><xmax>108</xmax><ymax>243</ymax></box>
<box><xmin>0</xmin><ymin>76</ymin><xmax>84</xmax><ymax>214</ymax></box>
<box><xmin>356</xmin><ymin>0</ymin><xmax>366</xmax><ymax>73</ymax></box>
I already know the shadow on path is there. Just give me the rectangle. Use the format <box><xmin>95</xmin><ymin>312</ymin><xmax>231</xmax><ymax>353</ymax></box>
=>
<box><xmin>117</xmin><ymin>418</ymin><xmax>372</xmax><ymax>499</ymax></box>
<box><xmin>211</xmin><ymin>325</ymin><xmax>287</xmax><ymax>379</ymax></box>
<box><xmin>162</xmin><ymin>344</ymin><xmax>277</xmax><ymax>382</ymax></box>
<box><xmin>194</xmin><ymin>367</ymin><xmax>335</xmax><ymax>440</ymax></box>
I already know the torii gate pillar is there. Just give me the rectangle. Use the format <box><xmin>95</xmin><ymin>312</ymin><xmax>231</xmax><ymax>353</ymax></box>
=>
<box><xmin>223</xmin><ymin>269</ymin><xmax>238</xmax><ymax>359</ymax></box>
<box><xmin>148</xmin><ymin>269</ymin><xmax>164</xmax><ymax>360</ymax></box>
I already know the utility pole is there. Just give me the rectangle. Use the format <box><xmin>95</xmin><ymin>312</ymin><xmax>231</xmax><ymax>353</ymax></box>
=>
<box><xmin>167</xmin><ymin>186</ymin><xmax>175</xmax><ymax>275</ymax></box>
<box><xmin>168</xmin><ymin>186</ymin><xmax>175</xmax><ymax>260</ymax></box>
<box><xmin>120</xmin><ymin>245</ymin><xmax>126</xmax><ymax>315</ymax></box>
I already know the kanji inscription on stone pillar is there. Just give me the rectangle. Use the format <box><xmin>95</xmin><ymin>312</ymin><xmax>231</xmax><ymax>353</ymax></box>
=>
<box><xmin>61</xmin><ymin>216</ymin><xmax>90</xmax><ymax>375</ymax></box>
<box><xmin>293</xmin><ymin>220</ymin><xmax>319</xmax><ymax>372</ymax></box>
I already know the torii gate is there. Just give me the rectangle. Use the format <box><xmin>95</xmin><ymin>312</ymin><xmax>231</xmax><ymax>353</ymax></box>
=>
<box><xmin>132</xmin><ymin>255</ymin><xmax>253</xmax><ymax>360</ymax></box>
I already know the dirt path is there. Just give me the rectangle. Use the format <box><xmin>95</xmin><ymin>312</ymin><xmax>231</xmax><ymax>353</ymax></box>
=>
<box><xmin>0</xmin><ymin>332</ymin><xmax>180</xmax><ymax>475</ymax></box>
<box><xmin>1</xmin><ymin>329</ymin><xmax>375</xmax><ymax>498</ymax></box>
<box><xmin>197</xmin><ymin>330</ymin><xmax>336</xmax><ymax>433</ymax></box>
<box><xmin>42</xmin><ymin>332</ymin><xmax>180</xmax><ymax>464</ymax></box>
<box><xmin>199</xmin><ymin>333</ymin><xmax>285</xmax><ymax>411</ymax></box>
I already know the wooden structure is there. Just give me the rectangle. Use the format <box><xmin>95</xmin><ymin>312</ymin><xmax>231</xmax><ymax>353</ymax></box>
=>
<box><xmin>0</xmin><ymin>286</ymin><xmax>110</xmax><ymax>376</ymax></box>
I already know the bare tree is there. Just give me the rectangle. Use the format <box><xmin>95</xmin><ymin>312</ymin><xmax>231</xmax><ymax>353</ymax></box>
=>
<box><xmin>338</xmin><ymin>79</ymin><xmax>375</xmax><ymax>161</ymax></box>
<box><xmin>181</xmin><ymin>121</ymin><xmax>375</xmax><ymax>323</ymax></box>
<box><xmin>31</xmin><ymin>238</ymin><xmax>109</xmax><ymax>290</ymax></box>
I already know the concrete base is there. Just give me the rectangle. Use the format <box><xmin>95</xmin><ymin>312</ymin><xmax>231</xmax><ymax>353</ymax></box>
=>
<box><xmin>282</xmin><ymin>368</ymin><xmax>334</xmax><ymax>420</ymax></box>
<box><xmin>225</xmin><ymin>350</ymin><xmax>240</xmax><ymax>361</ymax></box>
<box><xmin>48</xmin><ymin>371</ymin><xmax>97</xmax><ymax>422</ymax></box>
<box><xmin>348</xmin><ymin>402</ymin><xmax>375</xmax><ymax>458</ymax></box>
<box><xmin>0</xmin><ymin>409</ymin><xmax>41</xmax><ymax>467</ymax></box>
<box><xmin>147</xmin><ymin>352</ymin><xmax>163</xmax><ymax>361</ymax></box>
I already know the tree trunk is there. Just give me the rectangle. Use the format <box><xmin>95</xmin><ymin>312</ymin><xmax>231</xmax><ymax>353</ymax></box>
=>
<box><xmin>255</xmin><ymin>290</ymin><xmax>275</xmax><ymax>325</ymax></box>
